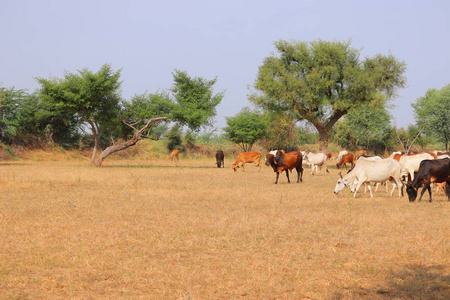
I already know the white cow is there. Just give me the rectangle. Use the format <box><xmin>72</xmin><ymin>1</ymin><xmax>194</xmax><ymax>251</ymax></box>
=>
<box><xmin>399</xmin><ymin>153</ymin><xmax>435</xmax><ymax>182</ymax></box>
<box><xmin>303</xmin><ymin>152</ymin><xmax>329</xmax><ymax>175</ymax></box>
<box><xmin>334</xmin><ymin>158</ymin><xmax>403</xmax><ymax>198</ymax></box>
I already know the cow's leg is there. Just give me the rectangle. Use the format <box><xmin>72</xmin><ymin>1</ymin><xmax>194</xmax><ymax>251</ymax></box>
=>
<box><xmin>417</xmin><ymin>181</ymin><xmax>431</xmax><ymax>202</ymax></box>
<box><xmin>285</xmin><ymin>170</ymin><xmax>291</xmax><ymax>183</ymax></box>
<box><xmin>325</xmin><ymin>165</ymin><xmax>329</xmax><ymax>173</ymax></box>
<box><xmin>366</xmin><ymin>183</ymin><xmax>374</xmax><ymax>198</ymax></box>
<box><xmin>274</xmin><ymin>172</ymin><xmax>280</xmax><ymax>184</ymax></box>
<box><xmin>299</xmin><ymin>166</ymin><xmax>303</xmax><ymax>182</ymax></box>
<box><xmin>352</xmin><ymin>181</ymin><xmax>364</xmax><ymax>198</ymax></box>
<box><xmin>445</xmin><ymin>181</ymin><xmax>450</xmax><ymax>201</ymax></box>
<box><xmin>391</xmin><ymin>177</ymin><xmax>402</xmax><ymax>198</ymax></box>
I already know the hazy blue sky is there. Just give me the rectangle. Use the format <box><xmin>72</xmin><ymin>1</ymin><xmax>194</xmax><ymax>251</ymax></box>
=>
<box><xmin>1</xmin><ymin>0</ymin><xmax>449</xmax><ymax>130</ymax></box>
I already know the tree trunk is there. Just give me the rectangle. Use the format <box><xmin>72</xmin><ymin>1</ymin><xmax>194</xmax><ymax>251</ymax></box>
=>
<box><xmin>95</xmin><ymin>117</ymin><xmax>167</xmax><ymax>167</ymax></box>
<box><xmin>318</xmin><ymin>129</ymin><xmax>329</xmax><ymax>153</ymax></box>
<box><xmin>96</xmin><ymin>138</ymin><xmax>139</xmax><ymax>167</ymax></box>
<box><xmin>91</xmin><ymin>135</ymin><xmax>99</xmax><ymax>165</ymax></box>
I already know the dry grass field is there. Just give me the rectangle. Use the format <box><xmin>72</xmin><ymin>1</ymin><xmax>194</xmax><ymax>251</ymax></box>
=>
<box><xmin>0</xmin><ymin>157</ymin><xmax>449</xmax><ymax>299</ymax></box>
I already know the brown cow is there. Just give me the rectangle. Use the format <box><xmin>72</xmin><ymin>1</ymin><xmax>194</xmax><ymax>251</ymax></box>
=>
<box><xmin>267</xmin><ymin>150</ymin><xmax>303</xmax><ymax>184</ymax></box>
<box><xmin>232</xmin><ymin>152</ymin><xmax>262</xmax><ymax>172</ymax></box>
<box><xmin>336</xmin><ymin>153</ymin><xmax>354</xmax><ymax>169</ymax></box>
<box><xmin>354</xmin><ymin>150</ymin><xmax>367</xmax><ymax>160</ymax></box>
<box><xmin>169</xmin><ymin>150</ymin><xmax>179</xmax><ymax>162</ymax></box>
<box><xmin>436</xmin><ymin>182</ymin><xmax>447</xmax><ymax>196</ymax></box>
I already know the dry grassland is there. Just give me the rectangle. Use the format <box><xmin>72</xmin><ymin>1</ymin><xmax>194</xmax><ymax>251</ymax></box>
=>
<box><xmin>0</xmin><ymin>158</ymin><xmax>449</xmax><ymax>299</ymax></box>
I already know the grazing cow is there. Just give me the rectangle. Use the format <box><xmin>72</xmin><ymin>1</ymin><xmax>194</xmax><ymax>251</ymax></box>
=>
<box><xmin>334</xmin><ymin>158</ymin><xmax>403</xmax><ymax>198</ymax></box>
<box><xmin>232</xmin><ymin>152</ymin><xmax>262</xmax><ymax>172</ymax></box>
<box><xmin>303</xmin><ymin>152</ymin><xmax>329</xmax><ymax>175</ymax></box>
<box><xmin>354</xmin><ymin>150</ymin><xmax>367</xmax><ymax>159</ymax></box>
<box><xmin>435</xmin><ymin>182</ymin><xmax>448</xmax><ymax>196</ymax></box>
<box><xmin>169</xmin><ymin>150</ymin><xmax>179</xmax><ymax>163</ymax></box>
<box><xmin>267</xmin><ymin>150</ymin><xmax>303</xmax><ymax>184</ymax></box>
<box><xmin>436</xmin><ymin>151</ymin><xmax>450</xmax><ymax>156</ymax></box>
<box><xmin>327</xmin><ymin>153</ymin><xmax>339</xmax><ymax>161</ymax></box>
<box><xmin>399</xmin><ymin>152</ymin><xmax>435</xmax><ymax>182</ymax></box>
<box><xmin>391</xmin><ymin>153</ymin><xmax>404</xmax><ymax>161</ymax></box>
<box><xmin>406</xmin><ymin>158</ymin><xmax>450</xmax><ymax>202</ymax></box>
<box><xmin>215</xmin><ymin>150</ymin><xmax>225</xmax><ymax>168</ymax></box>
<box><xmin>336</xmin><ymin>153</ymin><xmax>355</xmax><ymax>169</ymax></box>
<box><xmin>337</xmin><ymin>150</ymin><xmax>348</xmax><ymax>162</ymax></box>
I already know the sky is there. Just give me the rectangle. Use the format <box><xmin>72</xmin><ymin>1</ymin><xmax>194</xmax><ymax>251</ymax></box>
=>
<box><xmin>1</xmin><ymin>0</ymin><xmax>449</xmax><ymax>131</ymax></box>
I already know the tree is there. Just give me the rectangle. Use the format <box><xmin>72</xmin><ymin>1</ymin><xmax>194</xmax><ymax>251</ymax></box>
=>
<box><xmin>170</xmin><ymin>70</ymin><xmax>224</xmax><ymax>131</ymax></box>
<box><xmin>260</xmin><ymin>112</ymin><xmax>299</xmax><ymax>151</ymax></box>
<box><xmin>412</xmin><ymin>84</ymin><xmax>450</xmax><ymax>151</ymax></box>
<box><xmin>250</xmin><ymin>39</ymin><xmax>406</xmax><ymax>152</ymax></box>
<box><xmin>345</xmin><ymin>103</ymin><xmax>392</xmax><ymax>150</ymax></box>
<box><xmin>37</xmin><ymin>64</ymin><xmax>122</xmax><ymax>164</ymax></box>
<box><xmin>223</xmin><ymin>108</ymin><xmax>269</xmax><ymax>152</ymax></box>
<box><xmin>96</xmin><ymin>117</ymin><xmax>167</xmax><ymax>166</ymax></box>
<box><xmin>0</xmin><ymin>87</ymin><xmax>29</xmax><ymax>143</ymax></box>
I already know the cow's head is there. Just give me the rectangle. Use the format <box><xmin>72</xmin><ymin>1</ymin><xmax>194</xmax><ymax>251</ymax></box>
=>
<box><xmin>334</xmin><ymin>172</ymin><xmax>349</xmax><ymax>194</ymax></box>
<box><xmin>405</xmin><ymin>183</ymin><xmax>417</xmax><ymax>202</ymax></box>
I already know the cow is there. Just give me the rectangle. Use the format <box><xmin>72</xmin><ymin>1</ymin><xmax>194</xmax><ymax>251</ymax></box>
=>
<box><xmin>399</xmin><ymin>152</ymin><xmax>435</xmax><ymax>182</ymax></box>
<box><xmin>265</xmin><ymin>154</ymin><xmax>274</xmax><ymax>166</ymax></box>
<box><xmin>169</xmin><ymin>150</ymin><xmax>179</xmax><ymax>164</ymax></box>
<box><xmin>435</xmin><ymin>182</ymin><xmax>448</xmax><ymax>196</ymax></box>
<box><xmin>303</xmin><ymin>152</ymin><xmax>329</xmax><ymax>175</ymax></box>
<box><xmin>406</xmin><ymin>158</ymin><xmax>450</xmax><ymax>202</ymax></box>
<box><xmin>337</xmin><ymin>150</ymin><xmax>348</xmax><ymax>162</ymax></box>
<box><xmin>265</xmin><ymin>150</ymin><xmax>278</xmax><ymax>165</ymax></box>
<box><xmin>336</xmin><ymin>153</ymin><xmax>355</xmax><ymax>169</ymax></box>
<box><xmin>327</xmin><ymin>153</ymin><xmax>339</xmax><ymax>161</ymax></box>
<box><xmin>266</xmin><ymin>150</ymin><xmax>303</xmax><ymax>184</ymax></box>
<box><xmin>354</xmin><ymin>150</ymin><xmax>367</xmax><ymax>159</ymax></box>
<box><xmin>334</xmin><ymin>158</ymin><xmax>403</xmax><ymax>198</ymax></box>
<box><xmin>215</xmin><ymin>150</ymin><xmax>225</xmax><ymax>168</ymax></box>
<box><xmin>232</xmin><ymin>152</ymin><xmax>262</xmax><ymax>172</ymax></box>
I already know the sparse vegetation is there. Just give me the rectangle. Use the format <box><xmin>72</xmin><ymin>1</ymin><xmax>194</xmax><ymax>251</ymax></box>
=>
<box><xmin>0</xmin><ymin>153</ymin><xmax>448</xmax><ymax>299</ymax></box>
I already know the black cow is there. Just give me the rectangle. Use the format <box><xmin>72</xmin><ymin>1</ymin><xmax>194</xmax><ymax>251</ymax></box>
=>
<box><xmin>215</xmin><ymin>150</ymin><xmax>225</xmax><ymax>168</ymax></box>
<box><xmin>406</xmin><ymin>158</ymin><xmax>450</xmax><ymax>202</ymax></box>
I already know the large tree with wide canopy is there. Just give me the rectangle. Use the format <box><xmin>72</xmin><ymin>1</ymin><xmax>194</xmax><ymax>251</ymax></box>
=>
<box><xmin>250</xmin><ymin>39</ymin><xmax>406</xmax><ymax>151</ymax></box>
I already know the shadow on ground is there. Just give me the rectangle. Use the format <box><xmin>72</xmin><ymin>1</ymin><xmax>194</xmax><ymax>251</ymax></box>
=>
<box><xmin>332</xmin><ymin>264</ymin><xmax>450</xmax><ymax>299</ymax></box>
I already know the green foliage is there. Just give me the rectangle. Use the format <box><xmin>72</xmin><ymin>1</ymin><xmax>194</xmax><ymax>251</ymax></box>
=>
<box><xmin>120</xmin><ymin>92</ymin><xmax>172</xmax><ymax>139</ymax></box>
<box><xmin>3</xmin><ymin>145</ymin><xmax>15</xmax><ymax>156</ymax></box>
<box><xmin>165</xmin><ymin>124</ymin><xmax>184</xmax><ymax>152</ymax></box>
<box><xmin>260</xmin><ymin>113</ymin><xmax>299</xmax><ymax>151</ymax></box>
<box><xmin>250</xmin><ymin>39</ymin><xmax>406</xmax><ymax>150</ymax></box>
<box><xmin>0</xmin><ymin>87</ymin><xmax>26</xmax><ymax>142</ymax></box>
<box><xmin>170</xmin><ymin>70</ymin><xmax>224</xmax><ymax>131</ymax></box>
<box><xmin>224</xmin><ymin>108</ymin><xmax>269</xmax><ymax>152</ymax></box>
<box><xmin>412</xmin><ymin>84</ymin><xmax>450</xmax><ymax>150</ymax></box>
<box><xmin>0</xmin><ymin>87</ymin><xmax>80</xmax><ymax>146</ymax></box>
<box><xmin>332</xmin><ymin>120</ymin><xmax>352</xmax><ymax>149</ymax></box>
<box><xmin>37</xmin><ymin>64</ymin><xmax>122</xmax><ymax>141</ymax></box>
<box><xmin>345</xmin><ymin>103</ymin><xmax>392</xmax><ymax>149</ymax></box>
<box><xmin>298</xmin><ymin>126</ymin><xmax>319</xmax><ymax>145</ymax></box>
<box><xmin>122</xmin><ymin>92</ymin><xmax>173</xmax><ymax>122</ymax></box>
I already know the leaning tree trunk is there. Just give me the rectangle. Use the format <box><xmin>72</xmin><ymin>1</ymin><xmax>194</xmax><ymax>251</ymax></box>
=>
<box><xmin>96</xmin><ymin>117</ymin><xmax>167</xmax><ymax>167</ymax></box>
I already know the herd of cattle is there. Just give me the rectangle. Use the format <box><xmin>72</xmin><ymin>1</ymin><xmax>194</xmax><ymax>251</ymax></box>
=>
<box><xmin>211</xmin><ymin>149</ymin><xmax>450</xmax><ymax>203</ymax></box>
